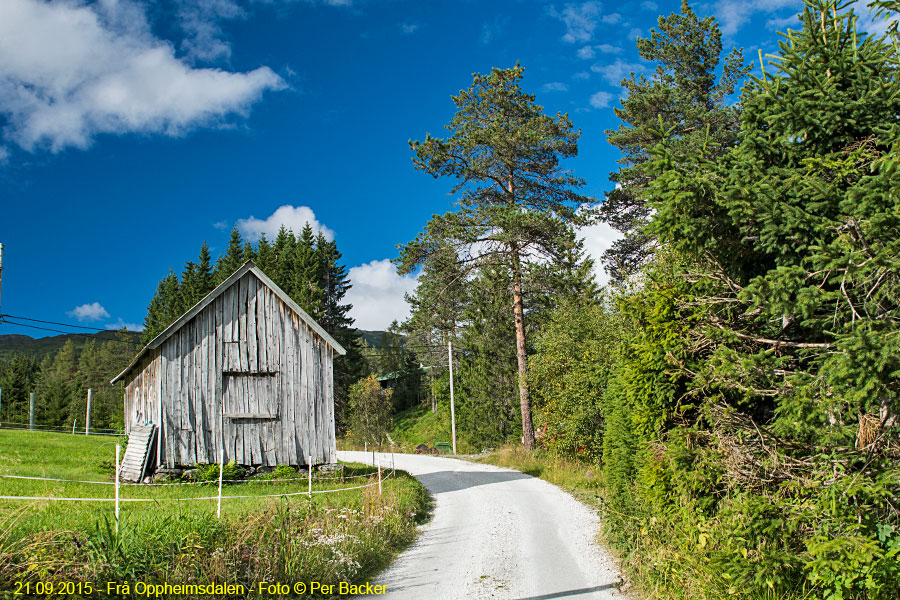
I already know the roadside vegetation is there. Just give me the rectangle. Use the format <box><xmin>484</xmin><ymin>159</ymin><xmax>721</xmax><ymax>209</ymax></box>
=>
<box><xmin>0</xmin><ymin>429</ymin><xmax>429</xmax><ymax>599</ymax></box>
<box><xmin>388</xmin><ymin>2</ymin><xmax>900</xmax><ymax>599</ymax></box>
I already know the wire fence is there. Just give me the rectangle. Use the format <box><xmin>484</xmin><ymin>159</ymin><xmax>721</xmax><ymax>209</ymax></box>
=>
<box><xmin>0</xmin><ymin>447</ymin><xmax>397</xmax><ymax>530</ymax></box>
<box><xmin>0</xmin><ymin>421</ymin><xmax>123</xmax><ymax>436</ymax></box>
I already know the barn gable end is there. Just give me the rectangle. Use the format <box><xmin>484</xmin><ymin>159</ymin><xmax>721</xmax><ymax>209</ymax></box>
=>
<box><xmin>113</xmin><ymin>262</ymin><xmax>344</xmax><ymax>469</ymax></box>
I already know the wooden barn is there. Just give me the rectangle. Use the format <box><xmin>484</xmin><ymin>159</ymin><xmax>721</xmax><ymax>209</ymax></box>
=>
<box><xmin>111</xmin><ymin>261</ymin><xmax>346</xmax><ymax>474</ymax></box>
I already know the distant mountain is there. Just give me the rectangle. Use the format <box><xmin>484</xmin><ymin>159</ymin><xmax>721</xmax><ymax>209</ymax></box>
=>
<box><xmin>354</xmin><ymin>329</ymin><xmax>404</xmax><ymax>349</ymax></box>
<box><xmin>0</xmin><ymin>329</ymin><xmax>392</xmax><ymax>362</ymax></box>
<box><xmin>0</xmin><ymin>331</ymin><xmax>142</xmax><ymax>362</ymax></box>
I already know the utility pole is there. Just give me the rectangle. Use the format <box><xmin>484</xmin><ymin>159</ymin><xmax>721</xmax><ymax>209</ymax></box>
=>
<box><xmin>448</xmin><ymin>340</ymin><xmax>457</xmax><ymax>454</ymax></box>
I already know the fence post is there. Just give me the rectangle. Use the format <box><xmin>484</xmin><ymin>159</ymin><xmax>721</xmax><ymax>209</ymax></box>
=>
<box><xmin>216</xmin><ymin>447</ymin><xmax>224</xmax><ymax>519</ymax></box>
<box><xmin>378</xmin><ymin>463</ymin><xmax>382</xmax><ymax>495</ymax></box>
<box><xmin>29</xmin><ymin>393</ymin><xmax>34</xmax><ymax>430</ymax></box>
<box><xmin>114</xmin><ymin>444</ymin><xmax>121</xmax><ymax>535</ymax></box>
<box><xmin>85</xmin><ymin>389</ymin><xmax>92</xmax><ymax>436</ymax></box>
<box><xmin>308</xmin><ymin>462</ymin><xmax>313</xmax><ymax>499</ymax></box>
<box><xmin>72</xmin><ymin>419</ymin><xmax>76</xmax><ymax>434</ymax></box>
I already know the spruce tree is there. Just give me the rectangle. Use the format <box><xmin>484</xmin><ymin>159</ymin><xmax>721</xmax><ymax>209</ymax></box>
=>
<box><xmin>602</xmin><ymin>1</ymin><xmax>748</xmax><ymax>280</ymax></box>
<box><xmin>215</xmin><ymin>226</ymin><xmax>245</xmax><ymax>282</ymax></box>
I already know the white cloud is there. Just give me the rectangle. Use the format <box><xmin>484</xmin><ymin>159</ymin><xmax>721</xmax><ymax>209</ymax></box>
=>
<box><xmin>236</xmin><ymin>205</ymin><xmax>335</xmax><ymax>242</ymax></box>
<box><xmin>578</xmin><ymin>221</ymin><xmax>622</xmax><ymax>287</ymax></box>
<box><xmin>577</xmin><ymin>45</ymin><xmax>596</xmax><ymax>59</ymax></box>
<box><xmin>640</xmin><ymin>1</ymin><xmax>658</xmax><ymax>10</ymax></box>
<box><xmin>602</xmin><ymin>13</ymin><xmax>622</xmax><ymax>24</ymax></box>
<box><xmin>715</xmin><ymin>0</ymin><xmax>799</xmax><ymax>37</ymax></box>
<box><xmin>628</xmin><ymin>27</ymin><xmax>643</xmax><ymax>40</ymax></box>
<box><xmin>548</xmin><ymin>1</ymin><xmax>603</xmax><ymax>43</ymax></box>
<box><xmin>68</xmin><ymin>302</ymin><xmax>110</xmax><ymax>322</ymax></box>
<box><xmin>0</xmin><ymin>0</ymin><xmax>285</xmax><ymax>153</ymax></box>
<box><xmin>105</xmin><ymin>318</ymin><xmax>144</xmax><ymax>332</ymax></box>
<box><xmin>765</xmin><ymin>13</ymin><xmax>800</xmax><ymax>29</ymax></box>
<box><xmin>0</xmin><ymin>147</ymin><xmax>8</xmax><ymax>163</ymax></box>
<box><xmin>589</xmin><ymin>90</ymin><xmax>613</xmax><ymax>108</ymax></box>
<box><xmin>591</xmin><ymin>59</ymin><xmax>644</xmax><ymax>85</ymax></box>
<box><xmin>573</xmin><ymin>71</ymin><xmax>591</xmax><ymax>80</ymax></box>
<box><xmin>542</xmin><ymin>82</ymin><xmax>570</xmax><ymax>93</ymax></box>
<box><xmin>176</xmin><ymin>0</ymin><xmax>246</xmax><ymax>63</ymax></box>
<box><xmin>596</xmin><ymin>43</ymin><xmax>622</xmax><ymax>54</ymax></box>
<box><xmin>346</xmin><ymin>260</ymin><xmax>418</xmax><ymax>330</ymax></box>
<box><xmin>400</xmin><ymin>22</ymin><xmax>419</xmax><ymax>34</ymax></box>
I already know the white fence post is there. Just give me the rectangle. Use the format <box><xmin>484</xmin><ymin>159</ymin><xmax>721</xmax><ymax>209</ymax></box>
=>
<box><xmin>377</xmin><ymin>463</ymin><xmax>382</xmax><ymax>495</ymax></box>
<box><xmin>217</xmin><ymin>447</ymin><xmax>224</xmax><ymax>519</ymax></box>
<box><xmin>114</xmin><ymin>444</ymin><xmax>120</xmax><ymax>535</ymax></box>
<box><xmin>308</xmin><ymin>462</ymin><xmax>313</xmax><ymax>499</ymax></box>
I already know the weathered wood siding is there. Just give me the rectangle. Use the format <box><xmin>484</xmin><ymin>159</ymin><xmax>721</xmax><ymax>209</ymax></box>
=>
<box><xmin>124</xmin><ymin>270</ymin><xmax>336</xmax><ymax>468</ymax></box>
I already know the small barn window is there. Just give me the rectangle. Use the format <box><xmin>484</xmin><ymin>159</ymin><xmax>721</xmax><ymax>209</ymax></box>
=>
<box><xmin>224</xmin><ymin>372</ymin><xmax>278</xmax><ymax>419</ymax></box>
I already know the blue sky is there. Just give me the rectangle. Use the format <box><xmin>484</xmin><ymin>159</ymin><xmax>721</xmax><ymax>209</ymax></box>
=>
<box><xmin>0</xmin><ymin>0</ymin><xmax>884</xmax><ymax>335</ymax></box>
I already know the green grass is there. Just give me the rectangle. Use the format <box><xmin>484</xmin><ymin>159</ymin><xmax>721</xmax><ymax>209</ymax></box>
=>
<box><xmin>476</xmin><ymin>444</ymin><xmax>604</xmax><ymax>506</ymax></box>
<box><xmin>0</xmin><ymin>429</ymin><xmax>429</xmax><ymax>599</ymax></box>
<box><xmin>387</xmin><ymin>402</ymin><xmax>475</xmax><ymax>454</ymax></box>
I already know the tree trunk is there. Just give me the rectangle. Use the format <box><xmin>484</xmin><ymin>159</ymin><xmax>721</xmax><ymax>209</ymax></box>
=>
<box><xmin>510</xmin><ymin>244</ymin><xmax>535</xmax><ymax>450</ymax></box>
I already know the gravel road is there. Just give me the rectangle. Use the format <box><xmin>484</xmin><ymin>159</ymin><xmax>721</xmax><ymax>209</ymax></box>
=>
<box><xmin>337</xmin><ymin>451</ymin><xmax>628</xmax><ymax>600</ymax></box>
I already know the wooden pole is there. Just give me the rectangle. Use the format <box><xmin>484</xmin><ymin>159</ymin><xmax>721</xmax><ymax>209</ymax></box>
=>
<box><xmin>114</xmin><ymin>444</ymin><xmax>121</xmax><ymax>535</ymax></box>
<box><xmin>72</xmin><ymin>419</ymin><xmax>76</xmax><ymax>434</ymax></box>
<box><xmin>378</xmin><ymin>463</ymin><xmax>382</xmax><ymax>495</ymax></box>
<box><xmin>29</xmin><ymin>392</ymin><xmax>34</xmax><ymax>431</ymax></box>
<box><xmin>217</xmin><ymin>447</ymin><xmax>224</xmax><ymax>519</ymax></box>
<box><xmin>308</xmin><ymin>462</ymin><xmax>312</xmax><ymax>499</ymax></box>
<box><xmin>448</xmin><ymin>341</ymin><xmax>457</xmax><ymax>454</ymax></box>
<box><xmin>85</xmin><ymin>389</ymin><xmax>92</xmax><ymax>435</ymax></box>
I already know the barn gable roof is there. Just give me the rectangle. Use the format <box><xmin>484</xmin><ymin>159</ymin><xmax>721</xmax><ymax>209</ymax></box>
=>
<box><xmin>111</xmin><ymin>261</ymin><xmax>347</xmax><ymax>384</ymax></box>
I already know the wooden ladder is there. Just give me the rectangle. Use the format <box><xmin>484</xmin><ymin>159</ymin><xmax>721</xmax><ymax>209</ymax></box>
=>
<box><xmin>120</xmin><ymin>424</ymin><xmax>157</xmax><ymax>482</ymax></box>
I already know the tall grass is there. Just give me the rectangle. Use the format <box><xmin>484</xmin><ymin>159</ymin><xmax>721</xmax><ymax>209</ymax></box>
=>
<box><xmin>0</xmin><ymin>430</ymin><xmax>429</xmax><ymax>598</ymax></box>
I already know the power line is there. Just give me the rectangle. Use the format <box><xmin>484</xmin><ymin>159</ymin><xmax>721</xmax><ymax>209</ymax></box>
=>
<box><xmin>0</xmin><ymin>318</ymin><xmax>138</xmax><ymax>345</ymax></box>
<box><xmin>0</xmin><ymin>313</ymin><xmax>114</xmax><ymax>331</ymax></box>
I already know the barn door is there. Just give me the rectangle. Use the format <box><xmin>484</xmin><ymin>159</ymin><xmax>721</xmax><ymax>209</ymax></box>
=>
<box><xmin>222</xmin><ymin>372</ymin><xmax>278</xmax><ymax>465</ymax></box>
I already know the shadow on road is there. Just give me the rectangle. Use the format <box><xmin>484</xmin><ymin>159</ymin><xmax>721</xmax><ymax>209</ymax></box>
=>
<box><xmin>513</xmin><ymin>584</ymin><xmax>619</xmax><ymax>600</ymax></box>
<box><xmin>415</xmin><ymin>469</ymin><xmax>533</xmax><ymax>494</ymax></box>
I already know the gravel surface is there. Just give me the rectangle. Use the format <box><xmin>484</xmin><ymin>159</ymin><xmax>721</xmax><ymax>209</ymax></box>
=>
<box><xmin>338</xmin><ymin>451</ymin><xmax>629</xmax><ymax>600</ymax></box>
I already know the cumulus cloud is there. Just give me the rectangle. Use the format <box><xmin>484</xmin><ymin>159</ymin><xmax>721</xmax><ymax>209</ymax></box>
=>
<box><xmin>542</xmin><ymin>82</ymin><xmax>569</xmax><ymax>93</ymax></box>
<box><xmin>577</xmin><ymin>45</ymin><xmax>596</xmax><ymax>59</ymax></box>
<box><xmin>596</xmin><ymin>43</ymin><xmax>622</xmax><ymax>54</ymax></box>
<box><xmin>105</xmin><ymin>318</ymin><xmax>144</xmax><ymax>332</ymax></box>
<box><xmin>589</xmin><ymin>90</ymin><xmax>613</xmax><ymax>108</ymax></box>
<box><xmin>591</xmin><ymin>58</ymin><xmax>644</xmax><ymax>85</ymax></box>
<box><xmin>236</xmin><ymin>205</ymin><xmax>335</xmax><ymax>242</ymax></box>
<box><xmin>548</xmin><ymin>1</ymin><xmax>603</xmax><ymax>43</ymax></box>
<box><xmin>68</xmin><ymin>302</ymin><xmax>111</xmax><ymax>322</ymax></box>
<box><xmin>0</xmin><ymin>0</ymin><xmax>285</xmax><ymax>153</ymax></box>
<box><xmin>346</xmin><ymin>260</ymin><xmax>418</xmax><ymax>330</ymax></box>
<box><xmin>578</xmin><ymin>221</ymin><xmax>622</xmax><ymax>287</ymax></box>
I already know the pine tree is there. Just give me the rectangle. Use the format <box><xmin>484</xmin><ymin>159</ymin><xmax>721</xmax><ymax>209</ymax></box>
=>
<box><xmin>601</xmin><ymin>1</ymin><xmax>748</xmax><ymax>280</ymax></box>
<box><xmin>398</xmin><ymin>64</ymin><xmax>594</xmax><ymax>449</ymax></box>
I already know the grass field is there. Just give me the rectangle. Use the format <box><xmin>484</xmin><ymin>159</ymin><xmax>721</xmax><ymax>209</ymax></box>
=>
<box><xmin>0</xmin><ymin>429</ymin><xmax>429</xmax><ymax>599</ymax></box>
